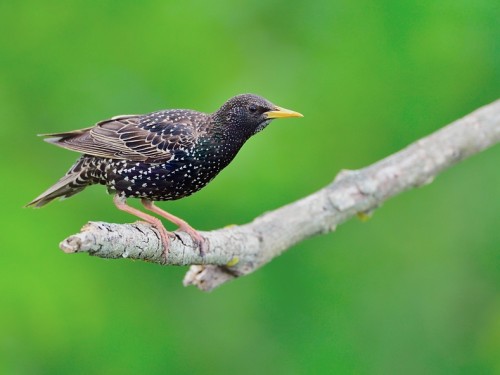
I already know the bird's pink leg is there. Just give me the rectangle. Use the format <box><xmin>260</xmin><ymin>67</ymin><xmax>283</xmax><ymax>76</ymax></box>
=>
<box><xmin>141</xmin><ymin>199</ymin><xmax>207</xmax><ymax>255</ymax></box>
<box><xmin>113</xmin><ymin>195</ymin><xmax>171</xmax><ymax>261</ymax></box>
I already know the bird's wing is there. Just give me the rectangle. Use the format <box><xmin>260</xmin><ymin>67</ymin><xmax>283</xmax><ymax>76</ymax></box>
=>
<box><xmin>42</xmin><ymin>112</ymin><xmax>202</xmax><ymax>162</ymax></box>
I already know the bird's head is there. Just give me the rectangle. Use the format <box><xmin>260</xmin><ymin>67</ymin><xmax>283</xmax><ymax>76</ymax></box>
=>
<box><xmin>212</xmin><ymin>94</ymin><xmax>303</xmax><ymax>138</ymax></box>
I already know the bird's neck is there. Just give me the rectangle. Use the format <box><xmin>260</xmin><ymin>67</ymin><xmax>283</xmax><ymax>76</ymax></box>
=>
<box><xmin>198</xmin><ymin>131</ymin><xmax>247</xmax><ymax>153</ymax></box>
<box><xmin>208</xmin><ymin>116</ymin><xmax>252</xmax><ymax>145</ymax></box>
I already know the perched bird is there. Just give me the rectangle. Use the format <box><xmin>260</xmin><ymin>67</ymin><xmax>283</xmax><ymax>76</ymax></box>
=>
<box><xmin>27</xmin><ymin>94</ymin><xmax>303</xmax><ymax>258</ymax></box>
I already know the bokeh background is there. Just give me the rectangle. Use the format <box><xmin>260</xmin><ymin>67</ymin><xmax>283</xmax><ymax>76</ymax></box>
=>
<box><xmin>1</xmin><ymin>1</ymin><xmax>499</xmax><ymax>374</ymax></box>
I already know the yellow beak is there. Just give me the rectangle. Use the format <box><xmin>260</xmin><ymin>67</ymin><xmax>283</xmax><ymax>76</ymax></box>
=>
<box><xmin>265</xmin><ymin>106</ymin><xmax>304</xmax><ymax>119</ymax></box>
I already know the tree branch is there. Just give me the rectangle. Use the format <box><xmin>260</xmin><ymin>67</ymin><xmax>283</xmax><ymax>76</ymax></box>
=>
<box><xmin>60</xmin><ymin>100</ymin><xmax>500</xmax><ymax>291</ymax></box>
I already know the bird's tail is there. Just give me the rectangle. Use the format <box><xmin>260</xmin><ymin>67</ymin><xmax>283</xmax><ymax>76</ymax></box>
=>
<box><xmin>26</xmin><ymin>157</ymin><xmax>91</xmax><ymax>208</ymax></box>
<box><xmin>26</xmin><ymin>173</ymin><xmax>87</xmax><ymax>208</ymax></box>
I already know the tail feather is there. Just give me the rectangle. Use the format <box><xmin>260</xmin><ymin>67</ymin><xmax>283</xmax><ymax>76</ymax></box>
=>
<box><xmin>26</xmin><ymin>173</ymin><xmax>86</xmax><ymax>208</ymax></box>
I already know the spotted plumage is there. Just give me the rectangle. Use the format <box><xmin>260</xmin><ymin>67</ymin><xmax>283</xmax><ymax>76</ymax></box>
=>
<box><xmin>27</xmin><ymin>94</ymin><xmax>303</xmax><ymax>257</ymax></box>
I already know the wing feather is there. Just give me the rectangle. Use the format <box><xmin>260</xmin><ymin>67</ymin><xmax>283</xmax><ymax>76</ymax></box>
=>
<box><xmin>42</xmin><ymin>111</ymin><xmax>205</xmax><ymax>162</ymax></box>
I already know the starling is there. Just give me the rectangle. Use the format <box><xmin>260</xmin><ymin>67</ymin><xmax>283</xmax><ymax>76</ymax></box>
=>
<box><xmin>27</xmin><ymin>94</ymin><xmax>303</xmax><ymax>257</ymax></box>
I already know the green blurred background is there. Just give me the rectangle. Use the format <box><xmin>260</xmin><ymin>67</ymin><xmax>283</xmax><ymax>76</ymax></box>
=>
<box><xmin>1</xmin><ymin>0</ymin><xmax>499</xmax><ymax>374</ymax></box>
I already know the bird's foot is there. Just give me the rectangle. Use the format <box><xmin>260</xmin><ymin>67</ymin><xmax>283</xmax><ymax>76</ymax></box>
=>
<box><xmin>138</xmin><ymin>220</ymin><xmax>171</xmax><ymax>264</ymax></box>
<box><xmin>178</xmin><ymin>224</ymin><xmax>208</xmax><ymax>256</ymax></box>
<box><xmin>156</xmin><ymin>226</ymin><xmax>173</xmax><ymax>264</ymax></box>
<box><xmin>139</xmin><ymin>199</ymin><xmax>207</xmax><ymax>257</ymax></box>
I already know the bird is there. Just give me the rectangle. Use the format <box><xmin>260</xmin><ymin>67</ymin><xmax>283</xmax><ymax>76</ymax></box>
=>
<box><xmin>27</xmin><ymin>94</ymin><xmax>303</xmax><ymax>259</ymax></box>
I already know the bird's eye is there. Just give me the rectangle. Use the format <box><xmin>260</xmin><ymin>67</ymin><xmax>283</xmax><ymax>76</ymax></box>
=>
<box><xmin>248</xmin><ymin>104</ymin><xmax>258</xmax><ymax>113</ymax></box>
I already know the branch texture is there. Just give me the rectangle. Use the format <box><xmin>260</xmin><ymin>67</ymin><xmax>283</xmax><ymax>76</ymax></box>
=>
<box><xmin>60</xmin><ymin>100</ymin><xmax>500</xmax><ymax>291</ymax></box>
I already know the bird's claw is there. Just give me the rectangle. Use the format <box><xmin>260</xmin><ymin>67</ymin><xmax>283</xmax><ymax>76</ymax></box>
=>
<box><xmin>188</xmin><ymin>232</ymin><xmax>208</xmax><ymax>257</ymax></box>
<box><xmin>158</xmin><ymin>230</ymin><xmax>172</xmax><ymax>264</ymax></box>
<box><xmin>195</xmin><ymin>236</ymin><xmax>208</xmax><ymax>257</ymax></box>
<box><xmin>135</xmin><ymin>220</ymin><xmax>171</xmax><ymax>263</ymax></box>
<box><xmin>177</xmin><ymin>225</ymin><xmax>207</xmax><ymax>257</ymax></box>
